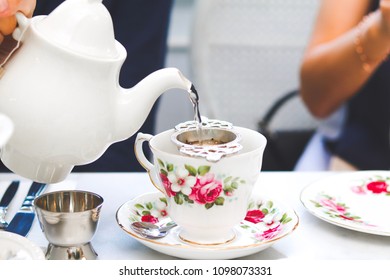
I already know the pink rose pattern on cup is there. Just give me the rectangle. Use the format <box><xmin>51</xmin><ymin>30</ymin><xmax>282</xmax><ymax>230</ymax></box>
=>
<box><xmin>350</xmin><ymin>175</ymin><xmax>390</xmax><ymax>195</ymax></box>
<box><xmin>129</xmin><ymin>196</ymin><xmax>295</xmax><ymax>242</ymax></box>
<box><xmin>158</xmin><ymin>159</ymin><xmax>245</xmax><ymax>209</ymax></box>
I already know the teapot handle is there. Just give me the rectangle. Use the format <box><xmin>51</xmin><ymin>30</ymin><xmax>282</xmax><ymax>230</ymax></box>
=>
<box><xmin>0</xmin><ymin>13</ymin><xmax>31</xmax><ymax>70</ymax></box>
<box><xmin>134</xmin><ymin>133</ymin><xmax>166</xmax><ymax>195</ymax></box>
<box><xmin>13</xmin><ymin>12</ymin><xmax>31</xmax><ymax>41</ymax></box>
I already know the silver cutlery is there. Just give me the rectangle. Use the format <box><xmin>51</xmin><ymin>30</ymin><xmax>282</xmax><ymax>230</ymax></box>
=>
<box><xmin>5</xmin><ymin>182</ymin><xmax>47</xmax><ymax>236</ymax></box>
<box><xmin>130</xmin><ymin>221</ymin><xmax>177</xmax><ymax>239</ymax></box>
<box><xmin>0</xmin><ymin>180</ymin><xmax>20</xmax><ymax>229</ymax></box>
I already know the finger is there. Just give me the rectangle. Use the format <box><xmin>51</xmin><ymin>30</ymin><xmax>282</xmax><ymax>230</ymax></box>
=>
<box><xmin>17</xmin><ymin>0</ymin><xmax>35</xmax><ymax>17</ymax></box>
<box><xmin>0</xmin><ymin>0</ymin><xmax>9</xmax><ymax>15</ymax></box>
<box><xmin>381</xmin><ymin>0</ymin><xmax>390</xmax><ymax>15</ymax></box>
<box><xmin>0</xmin><ymin>0</ymin><xmax>21</xmax><ymax>17</ymax></box>
<box><xmin>0</xmin><ymin>15</ymin><xmax>16</xmax><ymax>36</ymax></box>
<box><xmin>0</xmin><ymin>0</ymin><xmax>35</xmax><ymax>18</ymax></box>
<box><xmin>381</xmin><ymin>0</ymin><xmax>390</xmax><ymax>7</ymax></box>
<box><xmin>381</xmin><ymin>0</ymin><xmax>390</xmax><ymax>20</ymax></box>
<box><xmin>0</xmin><ymin>33</ymin><xmax>4</xmax><ymax>44</ymax></box>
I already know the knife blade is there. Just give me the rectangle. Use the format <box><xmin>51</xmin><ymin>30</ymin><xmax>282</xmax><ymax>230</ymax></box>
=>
<box><xmin>5</xmin><ymin>182</ymin><xmax>47</xmax><ymax>236</ymax></box>
<box><xmin>0</xmin><ymin>180</ymin><xmax>20</xmax><ymax>229</ymax></box>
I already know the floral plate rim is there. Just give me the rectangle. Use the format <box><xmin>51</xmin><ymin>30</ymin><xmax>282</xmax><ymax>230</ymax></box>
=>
<box><xmin>116</xmin><ymin>191</ymin><xmax>299</xmax><ymax>251</ymax></box>
<box><xmin>300</xmin><ymin>170</ymin><xmax>390</xmax><ymax>236</ymax></box>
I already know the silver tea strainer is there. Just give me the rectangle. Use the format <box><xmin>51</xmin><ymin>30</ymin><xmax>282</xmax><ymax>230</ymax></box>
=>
<box><xmin>171</xmin><ymin>118</ymin><xmax>243</xmax><ymax>162</ymax></box>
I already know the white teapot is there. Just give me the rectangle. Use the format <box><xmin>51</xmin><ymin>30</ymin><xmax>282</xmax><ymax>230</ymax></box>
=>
<box><xmin>0</xmin><ymin>0</ymin><xmax>193</xmax><ymax>183</ymax></box>
<box><xmin>0</xmin><ymin>114</ymin><xmax>13</xmax><ymax>149</ymax></box>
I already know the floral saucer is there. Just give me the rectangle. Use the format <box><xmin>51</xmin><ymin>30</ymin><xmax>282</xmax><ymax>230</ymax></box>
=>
<box><xmin>116</xmin><ymin>192</ymin><xmax>298</xmax><ymax>259</ymax></box>
<box><xmin>300</xmin><ymin>170</ymin><xmax>390</xmax><ymax>236</ymax></box>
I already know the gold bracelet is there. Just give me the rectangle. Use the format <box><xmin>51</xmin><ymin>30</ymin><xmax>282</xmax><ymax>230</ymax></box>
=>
<box><xmin>354</xmin><ymin>13</ymin><xmax>390</xmax><ymax>72</ymax></box>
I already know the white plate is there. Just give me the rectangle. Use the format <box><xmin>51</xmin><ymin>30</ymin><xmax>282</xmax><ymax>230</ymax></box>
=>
<box><xmin>300</xmin><ymin>170</ymin><xmax>390</xmax><ymax>236</ymax></box>
<box><xmin>0</xmin><ymin>231</ymin><xmax>45</xmax><ymax>260</ymax></box>
<box><xmin>116</xmin><ymin>192</ymin><xmax>298</xmax><ymax>259</ymax></box>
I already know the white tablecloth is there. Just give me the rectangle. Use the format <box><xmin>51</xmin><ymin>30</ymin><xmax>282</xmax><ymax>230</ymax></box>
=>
<box><xmin>1</xmin><ymin>171</ymin><xmax>389</xmax><ymax>260</ymax></box>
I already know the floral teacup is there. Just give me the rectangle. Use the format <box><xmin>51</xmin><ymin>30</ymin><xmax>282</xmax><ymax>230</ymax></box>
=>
<box><xmin>135</xmin><ymin>126</ymin><xmax>267</xmax><ymax>245</ymax></box>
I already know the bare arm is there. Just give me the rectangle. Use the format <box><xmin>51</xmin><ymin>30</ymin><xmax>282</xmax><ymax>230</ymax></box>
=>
<box><xmin>300</xmin><ymin>0</ymin><xmax>390</xmax><ymax>118</ymax></box>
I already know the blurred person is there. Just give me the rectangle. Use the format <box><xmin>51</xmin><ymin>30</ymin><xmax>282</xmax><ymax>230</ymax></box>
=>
<box><xmin>0</xmin><ymin>0</ymin><xmax>173</xmax><ymax>172</ymax></box>
<box><xmin>295</xmin><ymin>0</ymin><xmax>390</xmax><ymax>171</ymax></box>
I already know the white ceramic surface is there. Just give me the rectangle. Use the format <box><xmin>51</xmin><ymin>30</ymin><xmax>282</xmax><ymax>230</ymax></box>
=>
<box><xmin>0</xmin><ymin>0</ymin><xmax>192</xmax><ymax>184</ymax></box>
<box><xmin>116</xmin><ymin>191</ymin><xmax>298</xmax><ymax>259</ymax></box>
<box><xmin>301</xmin><ymin>170</ymin><xmax>390</xmax><ymax>236</ymax></box>
<box><xmin>0</xmin><ymin>113</ymin><xmax>13</xmax><ymax>148</ymax></box>
<box><xmin>33</xmin><ymin>0</ymin><xmax>118</xmax><ymax>59</ymax></box>
<box><xmin>135</xmin><ymin>126</ymin><xmax>267</xmax><ymax>245</ymax></box>
<box><xmin>0</xmin><ymin>231</ymin><xmax>45</xmax><ymax>260</ymax></box>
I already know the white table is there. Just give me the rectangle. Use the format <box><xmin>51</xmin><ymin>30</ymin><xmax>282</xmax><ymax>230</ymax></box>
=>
<box><xmin>1</xmin><ymin>171</ymin><xmax>389</xmax><ymax>260</ymax></box>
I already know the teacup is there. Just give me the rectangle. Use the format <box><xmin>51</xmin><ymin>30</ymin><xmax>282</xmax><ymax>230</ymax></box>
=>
<box><xmin>34</xmin><ymin>190</ymin><xmax>104</xmax><ymax>260</ymax></box>
<box><xmin>135</xmin><ymin>125</ymin><xmax>266</xmax><ymax>245</ymax></box>
<box><xmin>0</xmin><ymin>113</ymin><xmax>13</xmax><ymax>148</ymax></box>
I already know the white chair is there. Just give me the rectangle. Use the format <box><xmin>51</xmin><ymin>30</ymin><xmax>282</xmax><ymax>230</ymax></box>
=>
<box><xmin>189</xmin><ymin>0</ymin><xmax>321</xmax><ymax>170</ymax></box>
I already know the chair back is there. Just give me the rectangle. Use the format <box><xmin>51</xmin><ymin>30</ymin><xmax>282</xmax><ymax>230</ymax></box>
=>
<box><xmin>190</xmin><ymin>0</ymin><xmax>320</xmax><ymax>132</ymax></box>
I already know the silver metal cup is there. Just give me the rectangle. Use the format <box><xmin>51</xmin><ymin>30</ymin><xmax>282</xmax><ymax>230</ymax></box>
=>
<box><xmin>34</xmin><ymin>190</ymin><xmax>103</xmax><ymax>260</ymax></box>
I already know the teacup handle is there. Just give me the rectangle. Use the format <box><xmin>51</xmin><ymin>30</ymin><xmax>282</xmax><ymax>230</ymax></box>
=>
<box><xmin>134</xmin><ymin>133</ymin><xmax>166</xmax><ymax>195</ymax></box>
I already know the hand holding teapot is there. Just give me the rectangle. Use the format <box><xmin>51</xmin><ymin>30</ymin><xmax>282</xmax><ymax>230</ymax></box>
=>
<box><xmin>0</xmin><ymin>0</ymin><xmax>35</xmax><ymax>44</ymax></box>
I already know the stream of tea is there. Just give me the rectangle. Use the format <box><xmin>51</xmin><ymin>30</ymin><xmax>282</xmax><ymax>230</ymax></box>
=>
<box><xmin>188</xmin><ymin>84</ymin><xmax>202</xmax><ymax>125</ymax></box>
<box><xmin>188</xmin><ymin>84</ymin><xmax>205</xmax><ymax>144</ymax></box>
<box><xmin>187</xmin><ymin>84</ymin><xmax>230</xmax><ymax>146</ymax></box>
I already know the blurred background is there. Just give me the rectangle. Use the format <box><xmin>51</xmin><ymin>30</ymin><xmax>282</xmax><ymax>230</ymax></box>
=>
<box><xmin>156</xmin><ymin>0</ymin><xmax>195</xmax><ymax>132</ymax></box>
<box><xmin>158</xmin><ymin>0</ymin><xmax>320</xmax><ymax>170</ymax></box>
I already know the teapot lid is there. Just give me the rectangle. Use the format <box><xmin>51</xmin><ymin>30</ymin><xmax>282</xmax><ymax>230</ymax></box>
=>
<box><xmin>35</xmin><ymin>0</ymin><xmax>119</xmax><ymax>59</ymax></box>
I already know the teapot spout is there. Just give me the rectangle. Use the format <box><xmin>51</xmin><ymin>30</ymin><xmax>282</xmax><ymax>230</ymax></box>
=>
<box><xmin>114</xmin><ymin>67</ymin><xmax>192</xmax><ymax>142</ymax></box>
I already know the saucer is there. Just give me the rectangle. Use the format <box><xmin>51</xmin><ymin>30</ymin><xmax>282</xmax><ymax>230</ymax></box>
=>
<box><xmin>0</xmin><ymin>231</ymin><xmax>45</xmax><ymax>260</ymax></box>
<box><xmin>301</xmin><ymin>170</ymin><xmax>390</xmax><ymax>236</ymax></box>
<box><xmin>116</xmin><ymin>192</ymin><xmax>299</xmax><ymax>259</ymax></box>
